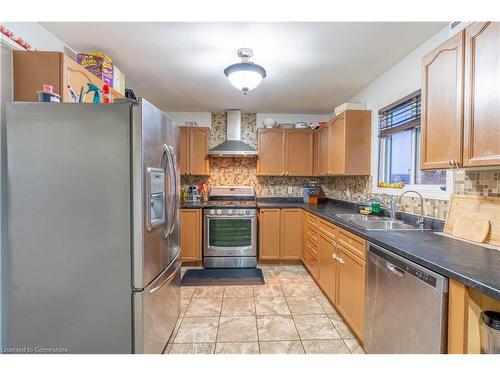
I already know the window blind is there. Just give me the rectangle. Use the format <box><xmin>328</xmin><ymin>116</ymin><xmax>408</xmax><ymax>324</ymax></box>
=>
<box><xmin>379</xmin><ymin>90</ymin><xmax>421</xmax><ymax>137</ymax></box>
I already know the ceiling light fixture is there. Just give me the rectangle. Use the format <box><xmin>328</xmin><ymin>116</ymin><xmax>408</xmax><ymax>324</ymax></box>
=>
<box><xmin>224</xmin><ymin>48</ymin><xmax>266</xmax><ymax>95</ymax></box>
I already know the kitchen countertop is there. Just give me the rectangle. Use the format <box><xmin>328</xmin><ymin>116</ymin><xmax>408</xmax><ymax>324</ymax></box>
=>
<box><xmin>182</xmin><ymin>199</ymin><xmax>500</xmax><ymax>300</ymax></box>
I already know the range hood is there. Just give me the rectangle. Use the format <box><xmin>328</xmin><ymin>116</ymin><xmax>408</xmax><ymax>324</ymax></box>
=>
<box><xmin>208</xmin><ymin>110</ymin><xmax>258</xmax><ymax>157</ymax></box>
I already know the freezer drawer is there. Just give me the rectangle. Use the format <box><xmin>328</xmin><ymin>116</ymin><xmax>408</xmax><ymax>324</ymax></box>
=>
<box><xmin>365</xmin><ymin>243</ymin><xmax>448</xmax><ymax>354</ymax></box>
<box><xmin>133</xmin><ymin>255</ymin><xmax>181</xmax><ymax>354</ymax></box>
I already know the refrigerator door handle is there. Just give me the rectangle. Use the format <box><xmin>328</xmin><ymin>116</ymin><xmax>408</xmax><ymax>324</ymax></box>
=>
<box><xmin>149</xmin><ymin>256</ymin><xmax>181</xmax><ymax>294</ymax></box>
<box><xmin>166</xmin><ymin>144</ymin><xmax>179</xmax><ymax>237</ymax></box>
<box><xmin>162</xmin><ymin>144</ymin><xmax>178</xmax><ymax>238</ymax></box>
<box><xmin>161</xmin><ymin>144</ymin><xmax>173</xmax><ymax>239</ymax></box>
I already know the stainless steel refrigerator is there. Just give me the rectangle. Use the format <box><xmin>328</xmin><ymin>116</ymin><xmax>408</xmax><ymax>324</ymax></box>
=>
<box><xmin>5</xmin><ymin>99</ymin><xmax>180</xmax><ymax>353</ymax></box>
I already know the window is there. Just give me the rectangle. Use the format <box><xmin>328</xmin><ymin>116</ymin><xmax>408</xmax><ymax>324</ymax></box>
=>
<box><xmin>378</xmin><ymin>91</ymin><xmax>447</xmax><ymax>190</ymax></box>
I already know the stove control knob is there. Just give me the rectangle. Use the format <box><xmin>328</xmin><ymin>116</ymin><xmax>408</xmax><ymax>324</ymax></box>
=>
<box><xmin>227</xmin><ymin>209</ymin><xmax>233</xmax><ymax>215</ymax></box>
<box><xmin>209</xmin><ymin>209</ymin><xmax>215</xmax><ymax>215</ymax></box>
<box><xmin>216</xmin><ymin>209</ymin><xmax>222</xmax><ymax>215</ymax></box>
<box><xmin>239</xmin><ymin>210</ymin><xmax>244</xmax><ymax>215</ymax></box>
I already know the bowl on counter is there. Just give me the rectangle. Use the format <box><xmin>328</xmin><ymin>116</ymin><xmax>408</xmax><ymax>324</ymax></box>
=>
<box><xmin>262</xmin><ymin>118</ymin><xmax>278</xmax><ymax>128</ymax></box>
<box><xmin>278</xmin><ymin>123</ymin><xmax>295</xmax><ymax>129</ymax></box>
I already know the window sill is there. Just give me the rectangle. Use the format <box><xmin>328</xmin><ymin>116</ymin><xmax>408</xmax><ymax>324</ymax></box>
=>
<box><xmin>371</xmin><ymin>186</ymin><xmax>451</xmax><ymax>200</ymax></box>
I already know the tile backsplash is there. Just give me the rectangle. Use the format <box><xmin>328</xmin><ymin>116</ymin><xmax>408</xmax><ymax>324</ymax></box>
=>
<box><xmin>182</xmin><ymin>112</ymin><xmax>500</xmax><ymax>220</ymax></box>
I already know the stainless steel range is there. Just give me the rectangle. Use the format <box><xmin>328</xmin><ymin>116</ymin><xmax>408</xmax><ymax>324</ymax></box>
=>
<box><xmin>203</xmin><ymin>186</ymin><xmax>257</xmax><ymax>268</ymax></box>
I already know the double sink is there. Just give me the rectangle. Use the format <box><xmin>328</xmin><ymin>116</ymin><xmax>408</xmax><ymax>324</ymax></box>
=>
<box><xmin>330</xmin><ymin>213</ymin><xmax>427</xmax><ymax>231</ymax></box>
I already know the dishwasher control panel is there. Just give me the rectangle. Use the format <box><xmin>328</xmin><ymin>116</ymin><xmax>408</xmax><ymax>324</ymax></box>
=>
<box><xmin>369</xmin><ymin>244</ymin><xmax>438</xmax><ymax>288</ymax></box>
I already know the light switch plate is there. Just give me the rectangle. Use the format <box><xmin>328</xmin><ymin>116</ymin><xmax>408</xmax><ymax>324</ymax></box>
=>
<box><xmin>287</xmin><ymin>186</ymin><xmax>293</xmax><ymax>194</ymax></box>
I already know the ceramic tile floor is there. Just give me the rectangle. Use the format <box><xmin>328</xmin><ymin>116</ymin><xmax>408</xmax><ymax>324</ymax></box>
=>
<box><xmin>165</xmin><ymin>265</ymin><xmax>365</xmax><ymax>354</ymax></box>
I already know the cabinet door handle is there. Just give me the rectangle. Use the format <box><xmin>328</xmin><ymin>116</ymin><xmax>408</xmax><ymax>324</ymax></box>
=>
<box><xmin>337</xmin><ymin>256</ymin><xmax>345</xmax><ymax>265</ymax></box>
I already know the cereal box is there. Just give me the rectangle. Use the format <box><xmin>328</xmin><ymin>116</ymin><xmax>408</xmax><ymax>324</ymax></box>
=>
<box><xmin>77</xmin><ymin>53</ymin><xmax>113</xmax><ymax>86</ymax></box>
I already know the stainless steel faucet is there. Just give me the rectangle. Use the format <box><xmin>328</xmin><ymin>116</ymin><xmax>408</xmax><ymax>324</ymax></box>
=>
<box><xmin>367</xmin><ymin>194</ymin><xmax>396</xmax><ymax>219</ymax></box>
<box><xmin>397</xmin><ymin>190</ymin><xmax>425</xmax><ymax>229</ymax></box>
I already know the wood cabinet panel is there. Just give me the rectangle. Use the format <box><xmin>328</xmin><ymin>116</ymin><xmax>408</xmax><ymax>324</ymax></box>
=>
<box><xmin>421</xmin><ymin>31</ymin><xmax>464</xmax><ymax>169</ymax></box>
<box><xmin>180</xmin><ymin>209</ymin><xmax>202</xmax><ymax>262</ymax></box>
<box><xmin>316</xmin><ymin>125</ymin><xmax>330</xmax><ymax>176</ymax></box>
<box><xmin>179</xmin><ymin>127</ymin><xmax>189</xmax><ymax>175</ymax></box>
<box><xmin>281</xmin><ymin>209</ymin><xmax>302</xmax><ymax>259</ymax></box>
<box><xmin>336</xmin><ymin>245</ymin><xmax>366</xmax><ymax>340</ymax></box>
<box><xmin>447</xmin><ymin>279</ymin><xmax>469</xmax><ymax>354</ymax></box>
<box><xmin>188</xmin><ymin>127</ymin><xmax>210</xmax><ymax>176</ymax></box>
<box><xmin>337</xmin><ymin>228</ymin><xmax>366</xmax><ymax>260</ymax></box>
<box><xmin>331</xmin><ymin>116</ymin><xmax>346</xmax><ymax>175</ymax></box>
<box><xmin>344</xmin><ymin>110</ymin><xmax>372</xmax><ymax>175</ymax></box>
<box><xmin>463</xmin><ymin>22</ymin><xmax>500</xmax><ymax>167</ymax></box>
<box><xmin>285</xmin><ymin>129</ymin><xmax>313</xmax><ymax>176</ymax></box>
<box><xmin>62</xmin><ymin>55</ymin><xmax>102</xmax><ymax>103</ymax></box>
<box><xmin>257</xmin><ymin>129</ymin><xmax>286</xmax><ymax>175</ymax></box>
<box><xmin>13</xmin><ymin>51</ymin><xmax>62</xmax><ymax>101</ymax></box>
<box><xmin>318</xmin><ymin>231</ymin><xmax>337</xmax><ymax>302</ymax></box>
<box><xmin>304</xmin><ymin>247</ymin><xmax>320</xmax><ymax>279</ymax></box>
<box><xmin>313</xmin><ymin>131</ymin><xmax>320</xmax><ymax>176</ymax></box>
<box><xmin>319</xmin><ymin>218</ymin><xmax>337</xmax><ymax>240</ymax></box>
<box><xmin>302</xmin><ymin>210</ymin><xmax>308</xmax><ymax>260</ymax></box>
<box><xmin>316</xmin><ymin>111</ymin><xmax>371</xmax><ymax>176</ymax></box>
<box><xmin>259</xmin><ymin>209</ymin><xmax>281</xmax><ymax>260</ymax></box>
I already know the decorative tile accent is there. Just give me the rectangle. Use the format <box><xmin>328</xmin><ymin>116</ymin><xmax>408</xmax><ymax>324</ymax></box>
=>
<box><xmin>181</xmin><ymin>112</ymin><xmax>500</xmax><ymax>219</ymax></box>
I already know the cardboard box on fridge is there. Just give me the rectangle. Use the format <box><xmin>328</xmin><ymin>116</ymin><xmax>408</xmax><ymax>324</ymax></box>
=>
<box><xmin>113</xmin><ymin>65</ymin><xmax>126</xmax><ymax>95</ymax></box>
<box><xmin>77</xmin><ymin>52</ymin><xmax>113</xmax><ymax>86</ymax></box>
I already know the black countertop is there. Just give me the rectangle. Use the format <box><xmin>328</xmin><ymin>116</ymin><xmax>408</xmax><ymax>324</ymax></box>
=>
<box><xmin>182</xmin><ymin>199</ymin><xmax>500</xmax><ymax>300</ymax></box>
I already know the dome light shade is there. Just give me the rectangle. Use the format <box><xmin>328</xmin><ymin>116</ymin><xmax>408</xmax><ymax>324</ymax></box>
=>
<box><xmin>224</xmin><ymin>48</ymin><xmax>266</xmax><ymax>95</ymax></box>
<box><xmin>224</xmin><ymin>63</ymin><xmax>266</xmax><ymax>94</ymax></box>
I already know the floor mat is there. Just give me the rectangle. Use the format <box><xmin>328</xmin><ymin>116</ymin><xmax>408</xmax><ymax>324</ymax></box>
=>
<box><xmin>181</xmin><ymin>268</ymin><xmax>265</xmax><ymax>286</ymax></box>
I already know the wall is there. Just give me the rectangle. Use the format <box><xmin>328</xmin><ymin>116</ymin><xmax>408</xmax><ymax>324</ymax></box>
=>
<box><xmin>0</xmin><ymin>22</ymin><xmax>75</xmax><ymax>350</ymax></box>
<box><xmin>166</xmin><ymin>112</ymin><xmax>211</xmax><ymax>127</ymax></box>
<box><xmin>1</xmin><ymin>22</ymin><xmax>76</xmax><ymax>56</ymax></box>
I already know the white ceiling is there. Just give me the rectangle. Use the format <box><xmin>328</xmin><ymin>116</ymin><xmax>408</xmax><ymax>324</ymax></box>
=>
<box><xmin>42</xmin><ymin>22</ymin><xmax>446</xmax><ymax>113</ymax></box>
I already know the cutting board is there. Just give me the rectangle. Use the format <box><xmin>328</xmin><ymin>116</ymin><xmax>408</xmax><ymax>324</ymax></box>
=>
<box><xmin>452</xmin><ymin>215</ymin><xmax>490</xmax><ymax>243</ymax></box>
<box><xmin>444</xmin><ymin>195</ymin><xmax>500</xmax><ymax>246</ymax></box>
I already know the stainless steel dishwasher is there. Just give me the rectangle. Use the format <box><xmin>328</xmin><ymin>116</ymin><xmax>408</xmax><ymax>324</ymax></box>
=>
<box><xmin>365</xmin><ymin>243</ymin><xmax>448</xmax><ymax>353</ymax></box>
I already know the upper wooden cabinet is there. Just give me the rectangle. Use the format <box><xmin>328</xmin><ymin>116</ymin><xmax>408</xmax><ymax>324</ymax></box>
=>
<box><xmin>179</xmin><ymin>127</ymin><xmax>190</xmax><ymax>175</ymax></box>
<box><xmin>316</xmin><ymin>110</ymin><xmax>371</xmax><ymax>176</ymax></box>
<box><xmin>257</xmin><ymin>128</ymin><xmax>314</xmax><ymax>176</ymax></box>
<box><xmin>257</xmin><ymin>129</ymin><xmax>286</xmax><ymax>175</ymax></box>
<box><xmin>421</xmin><ymin>22</ymin><xmax>500</xmax><ymax>170</ymax></box>
<box><xmin>13</xmin><ymin>51</ymin><xmax>123</xmax><ymax>103</ymax></box>
<box><xmin>463</xmin><ymin>22</ymin><xmax>500</xmax><ymax>167</ymax></box>
<box><xmin>179</xmin><ymin>126</ymin><xmax>210</xmax><ymax>176</ymax></box>
<box><xmin>285</xmin><ymin>129</ymin><xmax>314</xmax><ymax>176</ymax></box>
<box><xmin>421</xmin><ymin>31</ymin><xmax>465</xmax><ymax>169</ymax></box>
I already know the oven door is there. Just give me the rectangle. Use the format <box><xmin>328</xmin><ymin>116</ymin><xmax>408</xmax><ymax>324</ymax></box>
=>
<box><xmin>204</xmin><ymin>214</ymin><xmax>257</xmax><ymax>257</ymax></box>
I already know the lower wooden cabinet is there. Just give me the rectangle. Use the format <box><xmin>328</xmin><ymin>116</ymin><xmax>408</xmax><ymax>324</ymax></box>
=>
<box><xmin>335</xmin><ymin>244</ymin><xmax>366</xmax><ymax>340</ymax></box>
<box><xmin>259</xmin><ymin>208</ymin><xmax>302</xmax><ymax>260</ymax></box>
<box><xmin>180</xmin><ymin>209</ymin><xmax>202</xmax><ymax>262</ymax></box>
<box><xmin>318</xmin><ymin>231</ymin><xmax>337</xmax><ymax>302</ymax></box>
<box><xmin>281</xmin><ymin>208</ymin><xmax>302</xmax><ymax>259</ymax></box>
<box><xmin>259</xmin><ymin>208</ymin><xmax>281</xmax><ymax>260</ymax></box>
<box><xmin>302</xmin><ymin>210</ymin><xmax>367</xmax><ymax>342</ymax></box>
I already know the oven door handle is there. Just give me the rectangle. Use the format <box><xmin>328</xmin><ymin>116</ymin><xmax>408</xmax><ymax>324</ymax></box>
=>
<box><xmin>205</xmin><ymin>215</ymin><xmax>256</xmax><ymax>219</ymax></box>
